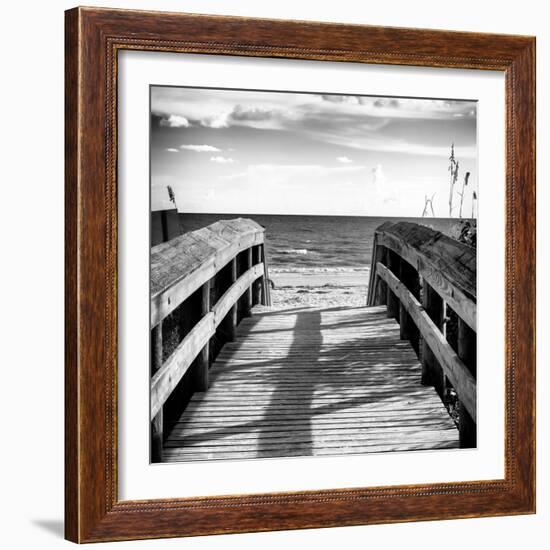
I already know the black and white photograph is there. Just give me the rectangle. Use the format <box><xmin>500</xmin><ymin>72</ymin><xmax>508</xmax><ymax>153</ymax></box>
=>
<box><xmin>149</xmin><ymin>85</ymin><xmax>477</xmax><ymax>463</ymax></box>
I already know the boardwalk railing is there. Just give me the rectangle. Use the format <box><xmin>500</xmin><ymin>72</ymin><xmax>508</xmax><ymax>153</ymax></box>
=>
<box><xmin>150</xmin><ymin>218</ymin><xmax>271</xmax><ymax>461</ymax></box>
<box><xmin>367</xmin><ymin>221</ymin><xmax>477</xmax><ymax>448</ymax></box>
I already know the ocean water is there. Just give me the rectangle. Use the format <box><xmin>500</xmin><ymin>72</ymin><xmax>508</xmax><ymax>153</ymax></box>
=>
<box><xmin>176</xmin><ymin>213</ymin><xmax>461</xmax><ymax>271</ymax></box>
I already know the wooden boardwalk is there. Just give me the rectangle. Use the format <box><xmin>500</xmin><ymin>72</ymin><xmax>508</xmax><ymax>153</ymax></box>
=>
<box><xmin>163</xmin><ymin>305</ymin><xmax>459</xmax><ymax>461</ymax></box>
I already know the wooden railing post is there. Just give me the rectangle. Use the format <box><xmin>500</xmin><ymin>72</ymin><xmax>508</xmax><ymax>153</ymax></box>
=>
<box><xmin>226</xmin><ymin>258</ymin><xmax>237</xmax><ymax>341</ymax></box>
<box><xmin>252</xmin><ymin>245</ymin><xmax>262</xmax><ymax>306</ymax></box>
<box><xmin>151</xmin><ymin>321</ymin><xmax>163</xmax><ymax>462</ymax></box>
<box><xmin>243</xmin><ymin>247</ymin><xmax>253</xmax><ymax>316</ymax></box>
<box><xmin>421</xmin><ymin>282</ymin><xmax>445</xmax><ymax>399</ymax></box>
<box><xmin>192</xmin><ymin>281</ymin><xmax>210</xmax><ymax>392</ymax></box>
<box><xmin>458</xmin><ymin>319</ymin><xmax>477</xmax><ymax>447</ymax></box>
<box><xmin>373</xmin><ymin>245</ymin><xmax>387</xmax><ymax>306</ymax></box>
<box><xmin>386</xmin><ymin>249</ymin><xmax>400</xmax><ymax>319</ymax></box>
<box><xmin>399</xmin><ymin>261</ymin><xmax>419</xmax><ymax>347</ymax></box>
<box><xmin>260</xmin><ymin>244</ymin><xmax>271</xmax><ymax>306</ymax></box>
<box><xmin>160</xmin><ymin>210</ymin><xmax>169</xmax><ymax>242</ymax></box>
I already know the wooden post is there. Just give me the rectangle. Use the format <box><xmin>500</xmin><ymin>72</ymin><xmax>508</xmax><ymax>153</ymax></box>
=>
<box><xmin>192</xmin><ymin>281</ymin><xmax>210</xmax><ymax>392</ymax></box>
<box><xmin>243</xmin><ymin>248</ymin><xmax>253</xmax><ymax>317</ymax></box>
<box><xmin>458</xmin><ymin>318</ymin><xmax>477</xmax><ymax>448</ymax></box>
<box><xmin>373</xmin><ymin>245</ymin><xmax>387</xmax><ymax>306</ymax></box>
<box><xmin>151</xmin><ymin>322</ymin><xmax>163</xmax><ymax>462</ymax></box>
<box><xmin>227</xmin><ymin>258</ymin><xmax>237</xmax><ymax>341</ymax></box>
<box><xmin>160</xmin><ymin>210</ymin><xmax>169</xmax><ymax>243</ymax></box>
<box><xmin>398</xmin><ymin>260</ymin><xmax>417</xmax><ymax>343</ymax></box>
<box><xmin>260</xmin><ymin>243</ymin><xmax>271</xmax><ymax>306</ymax></box>
<box><xmin>235</xmin><ymin>252</ymin><xmax>243</xmax><ymax>324</ymax></box>
<box><xmin>421</xmin><ymin>282</ymin><xmax>445</xmax><ymax>399</ymax></box>
<box><xmin>386</xmin><ymin>249</ymin><xmax>400</xmax><ymax>320</ymax></box>
<box><xmin>210</xmin><ymin>272</ymin><xmax>222</xmax><ymax>360</ymax></box>
<box><xmin>252</xmin><ymin>245</ymin><xmax>262</xmax><ymax>306</ymax></box>
<box><xmin>374</xmin><ymin>277</ymin><xmax>387</xmax><ymax>306</ymax></box>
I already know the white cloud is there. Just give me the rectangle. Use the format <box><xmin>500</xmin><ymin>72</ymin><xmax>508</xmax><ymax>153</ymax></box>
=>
<box><xmin>370</xmin><ymin>164</ymin><xmax>397</xmax><ymax>205</ymax></box>
<box><xmin>221</xmin><ymin>163</ymin><xmax>365</xmax><ymax>183</ymax></box>
<box><xmin>210</xmin><ymin>156</ymin><xmax>235</xmax><ymax>164</ymax></box>
<box><xmin>337</xmin><ymin>156</ymin><xmax>353</xmax><ymax>163</ymax></box>
<box><xmin>372</xmin><ymin>164</ymin><xmax>386</xmax><ymax>187</ymax></box>
<box><xmin>318</xmin><ymin>95</ymin><xmax>476</xmax><ymax>120</ymax></box>
<box><xmin>180</xmin><ymin>144</ymin><xmax>221</xmax><ymax>152</ymax></box>
<box><xmin>323</xmin><ymin>133</ymin><xmax>477</xmax><ymax>159</ymax></box>
<box><xmin>165</xmin><ymin>148</ymin><xmax>179</xmax><ymax>153</ymax></box>
<box><xmin>153</xmin><ymin>89</ymin><xmax>476</xmax><ymax>140</ymax></box>
<box><xmin>199</xmin><ymin>105</ymin><xmax>283</xmax><ymax>130</ymax></box>
<box><xmin>201</xmin><ymin>112</ymin><xmax>231</xmax><ymax>129</ymax></box>
<box><xmin>159</xmin><ymin>114</ymin><xmax>190</xmax><ymax>128</ymax></box>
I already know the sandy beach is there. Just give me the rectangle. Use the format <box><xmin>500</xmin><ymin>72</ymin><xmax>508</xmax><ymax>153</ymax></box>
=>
<box><xmin>268</xmin><ymin>267</ymin><xmax>370</xmax><ymax>310</ymax></box>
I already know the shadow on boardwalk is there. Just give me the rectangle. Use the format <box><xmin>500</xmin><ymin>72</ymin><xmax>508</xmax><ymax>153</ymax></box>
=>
<box><xmin>256</xmin><ymin>309</ymin><xmax>322</xmax><ymax>458</ymax></box>
<box><xmin>163</xmin><ymin>306</ymin><xmax>459</xmax><ymax>461</ymax></box>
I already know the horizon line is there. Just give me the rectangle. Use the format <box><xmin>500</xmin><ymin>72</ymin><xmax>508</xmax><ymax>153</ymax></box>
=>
<box><xmin>151</xmin><ymin>209</ymin><xmax>475</xmax><ymax>221</ymax></box>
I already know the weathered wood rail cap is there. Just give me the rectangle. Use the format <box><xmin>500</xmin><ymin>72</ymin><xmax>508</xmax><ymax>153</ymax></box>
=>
<box><xmin>368</xmin><ymin>221</ymin><xmax>476</xmax><ymax>330</ymax></box>
<box><xmin>151</xmin><ymin>218</ymin><xmax>266</xmax><ymax>326</ymax></box>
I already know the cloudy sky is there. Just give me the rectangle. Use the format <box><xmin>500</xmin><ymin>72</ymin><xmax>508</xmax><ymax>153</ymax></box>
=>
<box><xmin>150</xmin><ymin>86</ymin><xmax>477</xmax><ymax>217</ymax></box>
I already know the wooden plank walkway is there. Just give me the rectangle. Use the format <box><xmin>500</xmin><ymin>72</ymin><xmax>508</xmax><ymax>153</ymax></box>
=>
<box><xmin>163</xmin><ymin>305</ymin><xmax>459</xmax><ymax>461</ymax></box>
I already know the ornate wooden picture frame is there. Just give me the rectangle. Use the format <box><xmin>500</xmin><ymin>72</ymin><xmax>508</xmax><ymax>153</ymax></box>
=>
<box><xmin>65</xmin><ymin>6</ymin><xmax>535</xmax><ymax>543</ymax></box>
